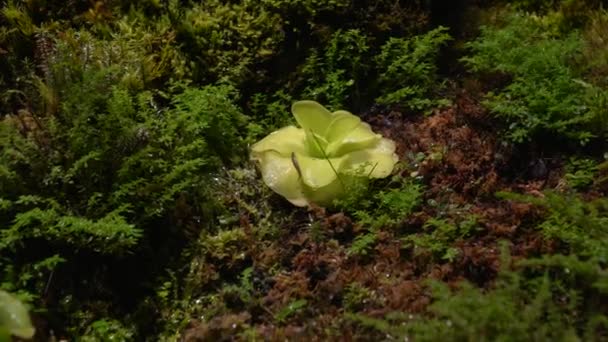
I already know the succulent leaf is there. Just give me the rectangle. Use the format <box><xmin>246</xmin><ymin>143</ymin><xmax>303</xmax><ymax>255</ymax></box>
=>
<box><xmin>326</xmin><ymin>122</ymin><xmax>380</xmax><ymax>156</ymax></box>
<box><xmin>295</xmin><ymin>152</ymin><xmax>348</xmax><ymax>188</ymax></box>
<box><xmin>291</xmin><ymin>100</ymin><xmax>333</xmax><ymax>137</ymax></box>
<box><xmin>324</xmin><ymin>110</ymin><xmax>362</xmax><ymax>143</ymax></box>
<box><xmin>343</xmin><ymin>138</ymin><xmax>399</xmax><ymax>178</ymax></box>
<box><xmin>254</xmin><ymin>150</ymin><xmax>307</xmax><ymax>207</ymax></box>
<box><xmin>251</xmin><ymin>126</ymin><xmax>307</xmax><ymax>155</ymax></box>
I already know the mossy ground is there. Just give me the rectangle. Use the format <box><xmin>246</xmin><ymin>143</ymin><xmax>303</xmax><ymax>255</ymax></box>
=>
<box><xmin>1</xmin><ymin>1</ymin><xmax>608</xmax><ymax>341</ymax></box>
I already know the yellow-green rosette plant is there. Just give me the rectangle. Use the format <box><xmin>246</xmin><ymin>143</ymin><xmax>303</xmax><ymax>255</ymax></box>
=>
<box><xmin>251</xmin><ymin>100</ymin><xmax>398</xmax><ymax>207</ymax></box>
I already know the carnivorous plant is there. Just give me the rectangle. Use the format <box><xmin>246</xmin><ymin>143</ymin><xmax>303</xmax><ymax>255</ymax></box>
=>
<box><xmin>251</xmin><ymin>100</ymin><xmax>398</xmax><ymax>206</ymax></box>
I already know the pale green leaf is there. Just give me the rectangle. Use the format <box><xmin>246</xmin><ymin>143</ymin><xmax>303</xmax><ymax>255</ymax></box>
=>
<box><xmin>306</xmin><ymin>131</ymin><xmax>329</xmax><ymax>158</ymax></box>
<box><xmin>254</xmin><ymin>150</ymin><xmax>308</xmax><ymax>207</ymax></box>
<box><xmin>251</xmin><ymin>100</ymin><xmax>398</xmax><ymax>207</ymax></box>
<box><xmin>294</xmin><ymin>152</ymin><xmax>347</xmax><ymax>189</ymax></box>
<box><xmin>326</xmin><ymin>122</ymin><xmax>380</xmax><ymax>156</ymax></box>
<box><xmin>250</xmin><ymin>126</ymin><xmax>307</xmax><ymax>156</ymax></box>
<box><xmin>343</xmin><ymin>138</ymin><xmax>398</xmax><ymax>178</ymax></box>
<box><xmin>324</xmin><ymin>110</ymin><xmax>362</xmax><ymax>144</ymax></box>
<box><xmin>0</xmin><ymin>290</ymin><xmax>35</xmax><ymax>339</ymax></box>
<box><xmin>291</xmin><ymin>100</ymin><xmax>333</xmax><ymax>136</ymax></box>
<box><xmin>302</xmin><ymin>177</ymin><xmax>347</xmax><ymax>206</ymax></box>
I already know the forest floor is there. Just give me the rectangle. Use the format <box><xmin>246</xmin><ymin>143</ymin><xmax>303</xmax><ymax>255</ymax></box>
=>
<box><xmin>1</xmin><ymin>1</ymin><xmax>607</xmax><ymax>341</ymax></box>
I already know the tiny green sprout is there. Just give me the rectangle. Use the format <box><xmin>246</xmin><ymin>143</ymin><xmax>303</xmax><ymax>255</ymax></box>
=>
<box><xmin>251</xmin><ymin>100</ymin><xmax>398</xmax><ymax>207</ymax></box>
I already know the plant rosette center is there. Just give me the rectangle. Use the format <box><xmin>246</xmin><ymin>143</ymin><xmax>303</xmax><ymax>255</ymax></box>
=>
<box><xmin>251</xmin><ymin>100</ymin><xmax>398</xmax><ymax>207</ymax></box>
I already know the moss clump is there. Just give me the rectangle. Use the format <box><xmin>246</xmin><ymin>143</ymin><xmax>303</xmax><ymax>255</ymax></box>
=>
<box><xmin>0</xmin><ymin>14</ymin><xmax>249</xmax><ymax>336</ymax></box>
<box><xmin>350</xmin><ymin>244</ymin><xmax>608</xmax><ymax>341</ymax></box>
<box><xmin>462</xmin><ymin>11</ymin><xmax>608</xmax><ymax>144</ymax></box>
<box><xmin>375</xmin><ymin>26</ymin><xmax>452</xmax><ymax>112</ymax></box>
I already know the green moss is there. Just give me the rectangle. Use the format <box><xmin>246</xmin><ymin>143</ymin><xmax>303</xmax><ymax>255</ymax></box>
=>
<box><xmin>347</xmin><ymin>232</ymin><xmax>378</xmax><ymax>257</ymax></box>
<box><xmin>345</xmin><ymin>177</ymin><xmax>424</xmax><ymax>230</ymax></box>
<box><xmin>564</xmin><ymin>157</ymin><xmax>599</xmax><ymax>190</ymax></box>
<box><xmin>375</xmin><ymin>26</ymin><xmax>452</xmax><ymax>113</ymax></box>
<box><xmin>262</xmin><ymin>0</ymin><xmax>350</xmax><ymax>17</ymax></box>
<box><xmin>0</xmin><ymin>14</ymin><xmax>252</xmax><ymax>336</ymax></box>
<box><xmin>498</xmin><ymin>191</ymin><xmax>608</xmax><ymax>261</ymax></box>
<box><xmin>177</xmin><ymin>0</ymin><xmax>285</xmax><ymax>85</ymax></box>
<box><xmin>462</xmin><ymin>11</ymin><xmax>608</xmax><ymax>144</ymax></box>
<box><xmin>275</xmin><ymin>299</ymin><xmax>308</xmax><ymax>324</ymax></box>
<box><xmin>337</xmin><ymin>177</ymin><xmax>423</xmax><ymax>258</ymax></box>
<box><xmin>246</xmin><ymin>90</ymin><xmax>295</xmax><ymax>142</ymax></box>
<box><xmin>506</xmin><ymin>0</ymin><xmax>602</xmax><ymax>30</ymax></box>
<box><xmin>350</xmin><ymin>244</ymin><xmax>608</xmax><ymax>341</ymax></box>
<box><xmin>299</xmin><ymin>29</ymin><xmax>370</xmax><ymax>110</ymax></box>
<box><xmin>343</xmin><ymin>282</ymin><xmax>375</xmax><ymax>311</ymax></box>
<box><xmin>403</xmin><ymin>214</ymin><xmax>480</xmax><ymax>262</ymax></box>
<box><xmin>81</xmin><ymin>319</ymin><xmax>135</xmax><ymax>342</ymax></box>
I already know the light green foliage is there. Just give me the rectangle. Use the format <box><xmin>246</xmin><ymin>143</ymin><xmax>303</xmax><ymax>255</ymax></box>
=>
<box><xmin>403</xmin><ymin>215</ymin><xmax>479</xmax><ymax>262</ymax></box>
<box><xmin>0</xmin><ymin>290</ymin><xmax>34</xmax><ymax>340</ymax></box>
<box><xmin>199</xmin><ymin>228</ymin><xmax>248</xmax><ymax>266</ymax></box>
<box><xmin>584</xmin><ymin>10</ymin><xmax>608</xmax><ymax>88</ymax></box>
<box><xmin>0</xmin><ymin>19</ymin><xmax>248</xmax><ymax>338</ymax></box>
<box><xmin>1</xmin><ymin>204</ymin><xmax>140</xmax><ymax>254</ymax></box>
<box><xmin>178</xmin><ymin>0</ymin><xmax>284</xmax><ymax>85</ymax></box>
<box><xmin>238</xmin><ymin>267</ymin><xmax>255</xmax><ymax>298</ymax></box>
<box><xmin>1</xmin><ymin>1</ymin><xmax>35</xmax><ymax>36</ymax></box>
<box><xmin>81</xmin><ymin>319</ymin><xmax>135</xmax><ymax>342</ymax></box>
<box><xmin>354</xmin><ymin>179</ymin><xmax>424</xmax><ymax>229</ymax></box>
<box><xmin>374</xmin><ymin>180</ymin><xmax>425</xmax><ymax>220</ymax></box>
<box><xmin>110</xmin><ymin>84</ymin><xmax>247</xmax><ymax>221</ymax></box>
<box><xmin>375</xmin><ymin>27</ymin><xmax>452</xmax><ymax>112</ymax></box>
<box><xmin>351</xmin><ymin>276</ymin><xmax>579</xmax><ymax>341</ymax></box>
<box><xmin>462</xmin><ymin>13</ymin><xmax>607</xmax><ymax>144</ymax></box>
<box><xmin>334</xmin><ymin>176</ymin><xmax>423</xmax><ymax>229</ymax></box>
<box><xmin>262</xmin><ymin>0</ymin><xmax>350</xmax><ymax>17</ymax></box>
<box><xmin>167</xmin><ymin>85</ymin><xmax>248</xmax><ymax>164</ymax></box>
<box><xmin>43</xmin><ymin>23</ymin><xmax>185</xmax><ymax>92</ymax></box>
<box><xmin>251</xmin><ymin>101</ymin><xmax>397</xmax><ymax>206</ymax></box>
<box><xmin>339</xmin><ymin>178</ymin><xmax>422</xmax><ymax>258</ymax></box>
<box><xmin>498</xmin><ymin>191</ymin><xmax>608</xmax><ymax>260</ymax></box>
<box><xmin>343</xmin><ymin>282</ymin><xmax>374</xmax><ymax>311</ymax></box>
<box><xmin>301</xmin><ymin>29</ymin><xmax>370</xmax><ymax>109</ymax></box>
<box><xmin>246</xmin><ymin>90</ymin><xmax>295</xmax><ymax>142</ymax></box>
<box><xmin>275</xmin><ymin>299</ymin><xmax>308</xmax><ymax>324</ymax></box>
<box><xmin>347</xmin><ymin>232</ymin><xmax>378</xmax><ymax>257</ymax></box>
<box><xmin>576</xmin><ymin>75</ymin><xmax>608</xmax><ymax>144</ymax></box>
<box><xmin>565</xmin><ymin>157</ymin><xmax>598</xmax><ymax>190</ymax></box>
<box><xmin>350</xmin><ymin>244</ymin><xmax>608</xmax><ymax>340</ymax></box>
<box><xmin>109</xmin><ymin>13</ymin><xmax>189</xmax><ymax>83</ymax></box>
<box><xmin>508</xmin><ymin>0</ymin><xmax>600</xmax><ymax>30</ymax></box>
